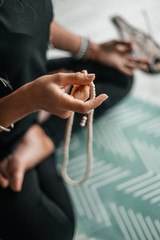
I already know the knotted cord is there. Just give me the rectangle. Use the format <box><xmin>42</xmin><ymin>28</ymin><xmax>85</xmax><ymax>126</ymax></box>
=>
<box><xmin>61</xmin><ymin>77</ymin><xmax>96</xmax><ymax>186</ymax></box>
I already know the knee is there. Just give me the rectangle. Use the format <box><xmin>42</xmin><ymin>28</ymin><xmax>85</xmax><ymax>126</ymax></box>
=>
<box><xmin>117</xmin><ymin>70</ymin><xmax>134</xmax><ymax>88</ymax></box>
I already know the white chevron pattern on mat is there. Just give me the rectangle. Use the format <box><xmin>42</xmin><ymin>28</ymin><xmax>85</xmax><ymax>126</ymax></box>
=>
<box><xmin>138</xmin><ymin>117</ymin><xmax>160</xmax><ymax>137</ymax></box>
<box><xmin>116</xmin><ymin>172</ymin><xmax>160</xmax><ymax>207</ymax></box>
<box><xmin>93</xmin><ymin>103</ymin><xmax>151</xmax><ymax>161</ymax></box>
<box><xmin>75</xmin><ymin>235</ymin><xmax>103</xmax><ymax>240</ymax></box>
<box><xmin>56</xmin><ymin>96</ymin><xmax>160</xmax><ymax>239</ymax></box>
<box><xmin>133</xmin><ymin>139</ymin><xmax>160</xmax><ymax>174</ymax></box>
<box><xmin>66</xmin><ymin>155</ymin><xmax>130</xmax><ymax>227</ymax></box>
<box><xmin>110</xmin><ymin>202</ymin><xmax>160</xmax><ymax>240</ymax></box>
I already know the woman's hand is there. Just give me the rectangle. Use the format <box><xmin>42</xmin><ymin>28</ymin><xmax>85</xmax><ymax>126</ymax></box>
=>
<box><xmin>0</xmin><ymin>71</ymin><xmax>107</xmax><ymax>130</ymax></box>
<box><xmin>31</xmin><ymin>71</ymin><xmax>108</xmax><ymax>118</ymax></box>
<box><xmin>88</xmin><ymin>40</ymin><xmax>150</xmax><ymax>76</ymax></box>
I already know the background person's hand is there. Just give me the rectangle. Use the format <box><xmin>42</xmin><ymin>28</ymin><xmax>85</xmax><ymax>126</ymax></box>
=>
<box><xmin>89</xmin><ymin>40</ymin><xmax>150</xmax><ymax>76</ymax></box>
<box><xmin>31</xmin><ymin>71</ymin><xmax>108</xmax><ymax>119</ymax></box>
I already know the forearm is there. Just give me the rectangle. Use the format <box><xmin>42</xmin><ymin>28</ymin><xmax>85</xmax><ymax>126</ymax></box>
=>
<box><xmin>0</xmin><ymin>83</ymin><xmax>37</xmax><ymax>128</ymax></box>
<box><xmin>50</xmin><ymin>21</ymin><xmax>81</xmax><ymax>54</ymax></box>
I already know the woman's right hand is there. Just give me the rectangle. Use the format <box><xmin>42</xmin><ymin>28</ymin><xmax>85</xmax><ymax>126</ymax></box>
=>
<box><xmin>0</xmin><ymin>71</ymin><xmax>107</xmax><ymax>130</ymax></box>
<box><xmin>30</xmin><ymin>71</ymin><xmax>108</xmax><ymax>119</ymax></box>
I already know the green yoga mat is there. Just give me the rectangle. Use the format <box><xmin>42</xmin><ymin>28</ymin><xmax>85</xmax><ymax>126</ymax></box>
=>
<box><xmin>56</xmin><ymin>95</ymin><xmax>160</xmax><ymax>240</ymax></box>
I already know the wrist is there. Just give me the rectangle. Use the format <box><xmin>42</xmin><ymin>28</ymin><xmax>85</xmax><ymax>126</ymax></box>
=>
<box><xmin>0</xmin><ymin>83</ymin><xmax>38</xmax><ymax>128</ymax></box>
<box><xmin>73</xmin><ymin>38</ymin><xmax>100</xmax><ymax>62</ymax></box>
<box><xmin>84</xmin><ymin>41</ymin><xmax>100</xmax><ymax>61</ymax></box>
<box><xmin>23</xmin><ymin>82</ymin><xmax>39</xmax><ymax>114</ymax></box>
<box><xmin>74</xmin><ymin>37</ymin><xmax>90</xmax><ymax>60</ymax></box>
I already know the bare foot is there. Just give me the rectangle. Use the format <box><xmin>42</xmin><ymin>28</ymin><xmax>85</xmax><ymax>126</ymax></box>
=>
<box><xmin>0</xmin><ymin>125</ymin><xmax>54</xmax><ymax>192</ymax></box>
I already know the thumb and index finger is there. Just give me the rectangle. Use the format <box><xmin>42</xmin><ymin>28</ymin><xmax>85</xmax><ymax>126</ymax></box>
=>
<box><xmin>111</xmin><ymin>40</ymin><xmax>133</xmax><ymax>54</ymax></box>
<box><xmin>62</xmin><ymin>92</ymin><xmax>108</xmax><ymax>114</ymax></box>
<box><xmin>53</xmin><ymin>72</ymin><xmax>96</xmax><ymax>86</ymax></box>
<box><xmin>50</xmin><ymin>70</ymin><xmax>108</xmax><ymax>113</ymax></box>
<box><xmin>113</xmin><ymin>40</ymin><xmax>132</xmax><ymax>48</ymax></box>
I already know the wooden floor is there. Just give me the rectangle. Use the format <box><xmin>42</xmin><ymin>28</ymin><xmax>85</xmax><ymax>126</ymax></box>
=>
<box><xmin>50</xmin><ymin>0</ymin><xmax>160</xmax><ymax>106</ymax></box>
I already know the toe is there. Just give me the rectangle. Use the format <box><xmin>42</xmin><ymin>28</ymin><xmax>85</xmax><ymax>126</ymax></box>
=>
<box><xmin>9</xmin><ymin>170</ymin><xmax>24</xmax><ymax>192</ymax></box>
<box><xmin>0</xmin><ymin>174</ymin><xmax>9</xmax><ymax>188</ymax></box>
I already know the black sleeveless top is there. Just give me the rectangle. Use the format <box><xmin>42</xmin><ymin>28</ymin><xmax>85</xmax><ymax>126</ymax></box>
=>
<box><xmin>0</xmin><ymin>0</ymin><xmax>53</xmax><ymax>159</ymax></box>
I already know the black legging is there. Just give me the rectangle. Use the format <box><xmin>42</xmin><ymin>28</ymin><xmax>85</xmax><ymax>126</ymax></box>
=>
<box><xmin>0</xmin><ymin>154</ymin><xmax>75</xmax><ymax>240</ymax></box>
<box><xmin>0</xmin><ymin>58</ymin><xmax>133</xmax><ymax>240</ymax></box>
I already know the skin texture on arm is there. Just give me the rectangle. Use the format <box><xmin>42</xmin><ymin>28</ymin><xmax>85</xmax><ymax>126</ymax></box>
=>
<box><xmin>50</xmin><ymin>21</ymin><xmax>81</xmax><ymax>55</ymax></box>
<box><xmin>0</xmin><ymin>83</ymin><xmax>36</xmax><ymax>129</ymax></box>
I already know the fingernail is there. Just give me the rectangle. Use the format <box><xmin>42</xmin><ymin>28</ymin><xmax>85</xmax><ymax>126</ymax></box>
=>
<box><xmin>103</xmin><ymin>94</ymin><xmax>109</xmax><ymax>101</ymax></box>
<box><xmin>87</xmin><ymin>74</ymin><xmax>95</xmax><ymax>79</ymax></box>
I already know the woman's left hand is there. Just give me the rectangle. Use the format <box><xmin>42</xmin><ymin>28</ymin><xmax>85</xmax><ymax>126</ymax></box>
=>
<box><xmin>88</xmin><ymin>40</ymin><xmax>150</xmax><ymax>76</ymax></box>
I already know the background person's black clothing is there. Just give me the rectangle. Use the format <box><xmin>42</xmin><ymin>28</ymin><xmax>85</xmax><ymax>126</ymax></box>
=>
<box><xmin>0</xmin><ymin>0</ymin><xmax>133</xmax><ymax>240</ymax></box>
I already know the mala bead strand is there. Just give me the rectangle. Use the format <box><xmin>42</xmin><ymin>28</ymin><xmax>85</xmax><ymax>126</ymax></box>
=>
<box><xmin>80</xmin><ymin>82</ymin><xmax>95</xmax><ymax>128</ymax></box>
<box><xmin>80</xmin><ymin>114</ymin><xmax>87</xmax><ymax>127</ymax></box>
<box><xmin>0</xmin><ymin>123</ymin><xmax>14</xmax><ymax>132</ymax></box>
<box><xmin>61</xmin><ymin>77</ymin><xmax>96</xmax><ymax>186</ymax></box>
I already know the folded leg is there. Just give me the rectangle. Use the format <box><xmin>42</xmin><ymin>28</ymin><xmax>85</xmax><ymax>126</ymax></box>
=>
<box><xmin>0</xmin><ymin>154</ymin><xmax>75</xmax><ymax>240</ymax></box>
